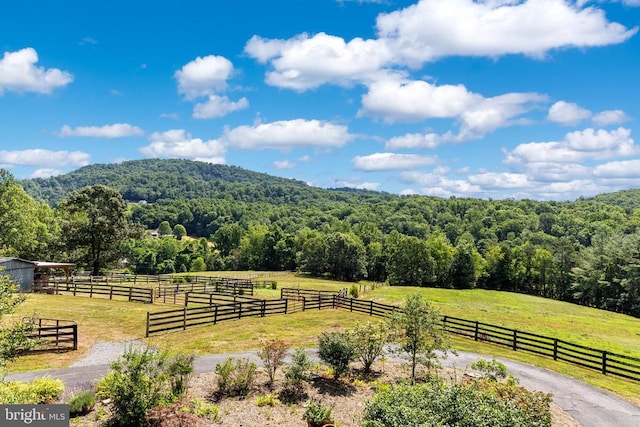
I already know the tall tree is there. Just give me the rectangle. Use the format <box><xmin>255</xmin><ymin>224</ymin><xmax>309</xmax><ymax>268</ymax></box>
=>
<box><xmin>0</xmin><ymin>169</ymin><xmax>59</xmax><ymax>259</ymax></box>
<box><xmin>59</xmin><ymin>185</ymin><xmax>131</xmax><ymax>275</ymax></box>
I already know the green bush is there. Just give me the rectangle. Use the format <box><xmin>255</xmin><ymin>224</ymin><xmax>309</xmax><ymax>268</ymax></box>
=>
<box><xmin>270</xmin><ymin>281</ymin><xmax>278</xmax><ymax>290</ymax></box>
<box><xmin>0</xmin><ymin>377</ymin><xmax>64</xmax><ymax>404</ymax></box>
<box><xmin>68</xmin><ymin>389</ymin><xmax>96</xmax><ymax>417</ymax></box>
<box><xmin>471</xmin><ymin>358</ymin><xmax>510</xmax><ymax>382</ymax></box>
<box><xmin>303</xmin><ymin>400</ymin><xmax>333</xmax><ymax>425</ymax></box>
<box><xmin>281</xmin><ymin>348</ymin><xmax>312</xmax><ymax>402</ymax></box>
<box><xmin>349</xmin><ymin>284</ymin><xmax>359</xmax><ymax>298</ymax></box>
<box><xmin>362</xmin><ymin>378</ymin><xmax>552</xmax><ymax>427</ymax></box>
<box><xmin>167</xmin><ymin>354</ymin><xmax>195</xmax><ymax>397</ymax></box>
<box><xmin>318</xmin><ymin>331</ymin><xmax>356</xmax><ymax>381</ymax></box>
<box><xmin>97</xmin><ymin>347</ymin><xmax>194</xmax><ymax>426</ymax></box>
<box><xmin>215</xmin><ymin>357</ymin><xmax>257</xmax><ymax>397</ymax></box>
<box><xmin>255</xmin><ymin>393</ymin><xmax>279</xmax><ymax>407</ymax></box>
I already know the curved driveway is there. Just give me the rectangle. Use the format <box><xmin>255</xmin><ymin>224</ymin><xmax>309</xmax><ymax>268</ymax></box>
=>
<box><xmin>8</xmin><ymin>350</ymin><xmax>640</xmax><ymax>427</ymax></box>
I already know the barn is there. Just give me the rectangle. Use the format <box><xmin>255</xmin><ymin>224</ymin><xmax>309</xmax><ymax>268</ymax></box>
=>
<box><xmin>0</xmin><ymin>257</ymin><xmax>36</xmax><ymax>292</ymax></box>
<box><xmin>0</xmin><ymin>257</ymin><xmax>76</xmax><ymax>292</ymax></box>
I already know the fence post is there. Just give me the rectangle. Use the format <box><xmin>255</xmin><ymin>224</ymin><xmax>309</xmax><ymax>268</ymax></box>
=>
<box><xmin>350</xmin><ymin>298</ymin><xmax>353</xmax><ymax>312</ymax></box>
<box><xmin>303</xmin><ymin>297</ymin><xmax>306</xmax><ymax>311</ymax></box>
<box><xmin>109</xmin><ymin>285</ymin><xmax>113</xmax><ymax>300</ymax></box>
<box><xmin>261</xmin><ymin>300</ymin><xmax>266</xmax><ymax>317</ymax></box>
<box><xmin>72</xmin><ymin>324</ymin><xmax>78</xmax><ymax>350</ymax></box>
<box><xmin>474</xmin><ymin>321</ymin><xmax>479</xmax><ymax>341</ymax></box>
<box><xmin>55</xmin><ymin>319</ymin><xmax>60</xmax><ymax>347</ymax></box>
<box><xmin>145</xmin><ymin>312</ymin><xmax>150</xmax><ymax>337</ymax></box>
<box><xmin>370</xmin><ymin>301</ymin><xmax>373</xmax><ymax>316</ymax></box>
<box><xmin>129</xmin><ymin>287</ymin><xmax>133</xmax><ymax>302</ymax></box>
<box><xmin>183</xmin><ymin>307</ymin><xmax>187</xmax><ymax>330</ymax></box>
<box><xmin>284</xmin><ymin>298</ymin><xmax>288</xmax><ymax>314</ymax></box>
<box><xmin>553</xmin><ymin>339</ymin><xmax>558</xmax><ymax>360</ymax></box>
<box><xmin>214</xmin><ymin>305</ymin><xmax>218</xmax><ymax>324</ymax></box>
<box><xmin>185</xmin><ymin>292</ymin><xmax>189</xmax><ymax>307</ymax></box>
<box><xmin>602</xmin><ymin>351</ymin><xmax>607</xmax><ymax>375</ymax></box>
<box><xmin>89</xmin><ymin>283</ymin><xmax>94</xmax><ymax>298</ymax></box>
<box><xmin>238</xmin><ymin>301</ymin><xmax>242</xmax><ymax>319</ymax></box>
<box><xmin>512</xmin><ymin>330</ymin><xmax>518</xmax><ymax>351</ymax></box>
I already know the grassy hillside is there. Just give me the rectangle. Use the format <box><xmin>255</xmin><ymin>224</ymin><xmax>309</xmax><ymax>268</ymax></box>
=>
<box><xmin>8</xmin><ymin>273</ymin><xmax>639</xmax><ymax>403</ymax></box>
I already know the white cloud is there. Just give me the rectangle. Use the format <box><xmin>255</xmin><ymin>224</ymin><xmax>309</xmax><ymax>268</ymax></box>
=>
<box><xmin>361</xmin><ymin>75</ymin><xmax>545</xmax><ymax>139</ymax></box>
<box><xmin>376</xmin><ymin>0</ymin><xmax>637</xmax><ymax>65</ymax></box>
<box><xmin>222</xmin><ymin>119</ymin><xmax>354</xmax><ymax>150</ymax></box>
<box><xmin>175</xmin><ymin>55</ymin><xmax>234</xmax><ymax>99</ymax></box>
<box><xmin>0</xmin><ymin>149</ymin><xmax>90</xmax><ymax>167</ymax></box>
<box><xmin>353</xmin><ymin>152</ymin><xmax>437</xmax><ymax>171</ymax></box>
<box><xmin>400</xmin><ymin>169</ymin><xmax>481</xmax><ymax>196</ymax></box>
<box><xmin>193</xmin><ymin>95</ymin><xmax>249</xmax><ymax>119</ymax></box>
<box><xmin>160</xmin><ymin>112</ymin><xmax>179</xmax><ymax>119</ymax></box>
<box><xmin>547</xmin><ymin>101</ymin><xmax>592</xmax><ymax>125</ymax></box>
<box><xmin>505</xmin><ymin>127</ymin><xmax>637</xmax><ymax>164</ymax></box>
<box><xmin>59</xmin><ymin>123</ymin><xmax>144</xmax><ymax>138</ymax></box>
<box><xmin>333</xmin><ymin>179</ymin><xmax>380</xmax><ymax>190</ymax></box>
<box><xmin>0</xmin><ymin>48</ymin><xmax>73</xmax><ymax>95</ymax></box>
<box><xmin>468</xmin><ymin>172</ymin><xmax>533</xmax><ymax>189</ymax></box>
<box><xmin>30</xmin><ymin>168</ymin><xmax>64</xmax><ymax>178</ymax></box>
<box><xmin>140</xmin><ymin>129</ymin><xmax>226</xmax><ymax>164</ymax></box>
<box><xmin>245</xmin><ymin>33</ymin><xmax>392</xmax><ymax>90</ymax></box>
<box><xmin>274</xmin><ymin>160</ymin><xmax>295</xmax><ymax>169</ymax></box>
<box><xmin>359</xmin><ymin>77</ymin><xmax>480</xmax><ymax>122</ymax></box>
<box><xmin>385</xmin><ymin>132</ymin><xmax>445</xmax><ymax>150</ymax></box>
<box><xmin>592</xmin><ymin>109</ymin><xmax>630</xmax><ymax>126</ymax></box>
<box><xmin>594</xmin><ymin>159</ymin><xmax>640</xmax><ymax>178</ymax></box>
<box><xmin>175</xmin><ymin>55</ymin><xmax>248</xmax><ymax>119</ymax></box>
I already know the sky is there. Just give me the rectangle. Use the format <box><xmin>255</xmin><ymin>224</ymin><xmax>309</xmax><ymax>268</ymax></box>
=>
<box><xmin>1</xmin><ymin>0</ymin><xmax>640</xmax><ymax>201</ymax></box>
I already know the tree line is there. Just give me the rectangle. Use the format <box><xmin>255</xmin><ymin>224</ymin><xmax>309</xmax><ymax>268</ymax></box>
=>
<box><xmin>5</xmin><ymin>159</ymin><xmax>640</xmax><ymax>317</ymax></box>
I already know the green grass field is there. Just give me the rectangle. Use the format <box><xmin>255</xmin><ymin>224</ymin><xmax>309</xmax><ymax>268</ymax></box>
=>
<box><xmin>6</xmin><ymin>272</ymin><xmax>639</xmax><ymax>405</ymax></box>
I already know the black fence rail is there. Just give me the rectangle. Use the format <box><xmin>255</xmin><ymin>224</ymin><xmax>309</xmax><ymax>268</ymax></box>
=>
<box><xmin>146</xmin><ymin>298</ymin><xmax>289</xmax><ymax>336</ymax></box>
<box><xmin>440</xmin><ymin>315</ymin><xmax>640</xmax><ymax>382</ymax></box>
<box><xmin>184</xmin><ymin>292</ymin><xmax>263</xmax><ymax>307</ymax></box>
<box><xmin>25</xmin><ymin>317</ymin><xmax>77</xmax><ymax>352</ymax></box>
<box><xmin>334</xmin><ymin>296</ymin><xmax>399</xmax><ymax>318</ymax></box>
<box><xmin>280</xmin><ymin>287</ymin><xmax>347</xmax><ymax>299</ymax></box>
<box><xmin>54</xmin><ymin>282</ymin><xmax>154</xmax><ymax>303</ymax></box>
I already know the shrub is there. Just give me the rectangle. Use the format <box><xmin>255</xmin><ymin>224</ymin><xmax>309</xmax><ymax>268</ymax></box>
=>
<box><xmin>303</xmin><ymin>400</ymin><xmax>333</xmax><ymax>425</ymax></box>
<box><xmin>349</xmin><ymin>284</ymin><xmax>359</xmax><ymax>298</ymax></box>
<box><xmin>318</xmin><ymin>331</ymin><xmax>356</xmax><ymax>381</ymax></box>
<box><xmin>0</xmin><ymin>377</ymin><xmax>64</xmax><ymax>404</ymax></box>
<box><xmin>362</xmin><ymin>378</ymin><xmax>552</xmax><ymax>427</ymax></box>
<box><xmin>97</xmin><ymin>347</ymin><xmax>194</xmax><ymax>426</ymax></box>
<box><xmin>471</xmin><ymin>358</ymin><xmax>509</xmax><ymax>382</ymax></box>
<box><xmin>257</xmin><ymin>338</ymin><xmax>289</xmax><ymax>388</ymax></box>
<box><xmin>180</xmin><ymin>398</ymin><xmax>219</xmax><ymax>421</ymax></box>
<box><xmin>68</xmin><ymin>389</ymin><xmax>97</xmax><ymax>417</ymax></box>
<box><xmin>270</xmin><ymin>281</ymin><xmax>278</xmax><ymax>290</ymax></box>
<box><xmin>167</xmin><ymin>354</ymin><xmax>195</xmax><ymax>398</ymax></box>
<box><xmin>215</xmin><ymin>357</ymin><xmax>257</xmax><ymax>397</ymax></box>
<box><xmin>255</xmin><ymin>393</ymin><xmax>280</xmax><ymax>407</ymax></box>
<box><xmin>281</xmin><ymin>348</ymin><xmax>312</xmax><ymax>402</ymax></box>
<box><xmin>348</xmin><ymin>321</ymin><xmax>389</xmax><ymax>374</ymax></box>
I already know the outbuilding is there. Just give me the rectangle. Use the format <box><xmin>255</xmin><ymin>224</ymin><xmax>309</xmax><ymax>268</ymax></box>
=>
<box><xmin>0</xmin><ymin>257</ymin><xmax>76</xmax><ymax>292</ymax></box>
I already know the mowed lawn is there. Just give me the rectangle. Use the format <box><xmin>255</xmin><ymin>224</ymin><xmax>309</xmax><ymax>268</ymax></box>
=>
<box><xmin>5</xmin><ymin>273</ymin><xmax>639</xmax><ymax>404</ymax></box>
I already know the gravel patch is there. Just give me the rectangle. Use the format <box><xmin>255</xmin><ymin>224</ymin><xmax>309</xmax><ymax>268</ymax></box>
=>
<box><xmin>70</xmin><ymin>340</ymin><xmax>148</xmax><ymax>367</ymax></box>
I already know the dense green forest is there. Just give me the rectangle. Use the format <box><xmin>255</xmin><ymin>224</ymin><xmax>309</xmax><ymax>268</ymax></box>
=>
<box><xmin>5</xmin><ymin>159</ymin><xmax>640</xmax><ymax>317</ymax></box>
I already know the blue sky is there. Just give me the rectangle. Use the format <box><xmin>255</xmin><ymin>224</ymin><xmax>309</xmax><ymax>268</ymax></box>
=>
<box><xmin>1</xmin><ymin>0</ymin><xmax>639</xmax><ymax>200</ymax></box>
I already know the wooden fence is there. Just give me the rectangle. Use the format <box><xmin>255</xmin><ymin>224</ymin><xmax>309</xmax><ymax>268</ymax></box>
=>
<box><xmin>54</xmin><ymin>282</ymin><xmax>154</xmax><ymax>303</ymax></box>
<box><xmin>280</xmin><ymin>287</ymin><xmax>347</xmax><ymax>299</ymax></box>
<box><xmin>184</xmin><ymin>292</ymin><xmax>263</xmax><ymax>307</ymax></box>
<box><xmin>146</xmin><ymin>298</ymin><xmax>289</xmax><ymax>336</ymax></box>
<box><xmin>330</xmin><ymin>295</ymin><xmax>639</xmax><ymax>382</ymax></box>
<box><xmin>441</xmin><ymin>315</ymin><xmax>640</xmax><ymax>382</ymax></box>
<box><xmin>25</xmin><ymin>317</ymin><xmax>77</xmax><ymax>352</ymax></box>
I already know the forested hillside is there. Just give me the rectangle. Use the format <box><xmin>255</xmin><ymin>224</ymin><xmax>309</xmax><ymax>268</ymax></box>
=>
<box><xmin>11</xmin><ymin>159</ymin><xmax>640</xmax><ymax>317</ymax></box>
<box><xmin>591</xmin><ymin>189</ymin><xmax>640</xmax><ymax>209</ymax></box>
